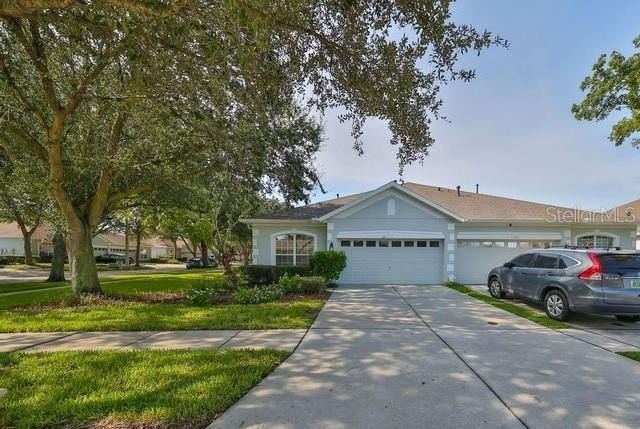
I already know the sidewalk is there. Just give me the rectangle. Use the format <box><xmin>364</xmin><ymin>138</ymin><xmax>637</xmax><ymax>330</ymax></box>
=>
<box><xmin>0</xmin><ymin>329</ymin><xmax>306</xmax><ymax>353</ymax></box>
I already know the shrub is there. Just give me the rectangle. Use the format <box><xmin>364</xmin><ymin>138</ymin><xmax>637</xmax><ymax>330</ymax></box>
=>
<box><xmin>186</xmin><ymin>276</ymin><xmax>230</xmax><ymax>305</ymax></box>
<box><xmin>298</xmin><ymin>276</ymin><xmax>327</xmax><ymax>294</ymax></box>
<box><xmin>277</xmin><ymin>274</ymin><xmax>303</xmax><ymax>294</ymax></box>
<box><xmin>242</xmin><ymin>265</ymin><xmax>312</xmax><ymax>286</ymax></box>
<box><xmin>233</xmin><ymin>285</ymin><xmax>283</xmax><ymax>305</ymax></box>
<box><xmin>310</xmin><ymin>251</ymin><xmax>347</xmax><ymax>284</ymax></box>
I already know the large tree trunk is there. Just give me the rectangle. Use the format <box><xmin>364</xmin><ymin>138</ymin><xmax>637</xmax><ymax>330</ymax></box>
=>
<box><xmin>135</xmin><ymin>228</ymin><xmax>141</xmax><ymax>267</ymax></box>
<box><xmin>68</xmin><ymin>223</ymin><xmax>101</xmax><ymax>294</ymax></box>
<box><xmin>47</xmin><ymin>231</ymin><xmax>66</xmax><ymax>282</ymax></box>
<box><xmin>200</xmin><ymin>241</ymin><xmax>209</xmax><ymax>267</ymax></box>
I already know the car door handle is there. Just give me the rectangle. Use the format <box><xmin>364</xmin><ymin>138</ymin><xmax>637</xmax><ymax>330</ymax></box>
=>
<box><xmin>546</xmin><ymin>272</ymin><xmax>561</xmax><ymax>277</ymax></box>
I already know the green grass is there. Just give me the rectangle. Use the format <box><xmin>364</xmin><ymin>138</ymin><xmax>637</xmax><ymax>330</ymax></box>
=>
<box><xmin>0</xmin><ymin>299</ymin><xmax>325</xmax><ymax>332</ymax></box>
<box><xmin>443</xmin><ymin>281</ymin><xmax>570</xmax><ymax>329</ymax></box>
<box><xmin>0</xmin><ymin>349</ymin><xmax>288</xmax><ymax>429</ymax></box>
<box><xmin>618</xmin><ymin>351</ymin><xmax>640</xmax><ymax>362</ymax></box>
<box><xmin>0</xmin><ymin>269</ymin><xmax>327</xmax><ymax>332</ymax></box>
<box><xmin>0</xmin><ymin>269</ymin><xmax>223</xmax><ymax>306</ymax></box>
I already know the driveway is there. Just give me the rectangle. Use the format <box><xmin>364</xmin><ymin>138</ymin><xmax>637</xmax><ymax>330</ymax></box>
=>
<box><xmin>211</xmin><ymin>285</ymin><xmax>640</xmax><ymax>429</ymax></box>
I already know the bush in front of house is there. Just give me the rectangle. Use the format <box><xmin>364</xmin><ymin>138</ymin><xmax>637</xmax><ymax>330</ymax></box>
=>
<box><xmin>298</xmin><ymin>276</ymin><xmax>327</xmax><ymax>294</ymax></box>
<box><xmin>310</xmin><ymin>251</ymin><xmax>347</xmax><ymax>284</ymax></box>
<box><xmin>186</xmin><ymin>276</ymin><xmax>231</xmax><ymax>305</ymax></box>
<box><xmin>242</xmin><ymin>265</ymin><xmax>312</xmax><ymax>286</ymax></box>
<box><xmin>277</xmin><ymin>274</ymin><xmax>303</xmax><ymax>294</ymax></box>
<box><xmin>233</xmin><ymin>285</ymin><xmax>284</xmax><ymax>304</ymax></box>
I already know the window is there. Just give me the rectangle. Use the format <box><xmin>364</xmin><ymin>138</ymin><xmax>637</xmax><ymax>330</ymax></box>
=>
<box><xmin>481</xmin><ymin>241</ymin><xmax>493</xmax><ymax>248</ymax></box>
<box><xmin>417</xmin><ymin>241</ymin><xmax>427</xmax><ymax>247</ymax></box>
<box><xmin>507</xmin><ymin>242</ymin><xmax>517</xmax><ymax>248</ymax></box>
<box><xmin>353</xmin><ymin>240</ymin><xmax>364</xmax><ymax>247</ymax></box>
<box><xmin>404</xmin><ymin>240</ymin><xmax>415</xmax><ymax>247</ymax></box>
<box><xmin>275</xmin><ymin>233</ymin><xmax>314</xmax><ymax>266</ymax></box>
<box><xmin>391</xmin><ymin>240</ymin><xmax>402</xmax><ymax>247</ymax></box>
<box><xmin>429</xmin><ymin>240</ymin><xmax>440</xmax><ymax>248</ymax></box>
<box><xmin>341</xmin><ymin>240</ymin><xmax>351</xmax><ymax>247</ymax></box>
<box><xmin>366</xmin><ymin>240</ymin><xmax>377</xmax><ymax>247</ymax></box>
<box><xmin>533</xmin><ymin>254</ymin><xmax>558</xmax><ymax>269</ymax></box>
<box><xmin>469</xmin><ymin>241</ymin><xmax>480</xmax><ymax>248</ymax></box>
<box><xmin>511</xmin><ymin>254</ymin><xmax>536</xmax><ymax>268</ymax></box>
<box><xmin>378</xmin><ymin>240</ymin><xmax>389</xmax><ymax>247</ymax></box>
<box><xmin>577</xmin><ymin>235</ymin><xmax>615</xmax><ymax>249</ymax></box>
<box><xmin>519</xmin><ymin>242</ymin><xmax>530</xmax><ymax>249</ymax></box>
<box><xmin>494</xmin><ymin>241</ymin><xmax>505</xmax><ymax>248</ymax></box>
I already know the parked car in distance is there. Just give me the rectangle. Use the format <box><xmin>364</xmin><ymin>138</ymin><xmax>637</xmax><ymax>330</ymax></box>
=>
<box><xmin>95</xmin><ymin>253</ymin><xmax>133</xmax><ymax>264</ymax></box>
<box><xmin>487</xmin><ymin>248</ymin><xmax>640</xmax><ymax>322</ymax></box>
<box><xmin>186</xmin><ymin>256</ymin><xmax>218</xmax><ymax>269</ymax></box>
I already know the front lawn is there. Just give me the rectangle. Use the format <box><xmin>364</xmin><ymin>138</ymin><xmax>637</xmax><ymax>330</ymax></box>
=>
<box><xmin>443</xmin><ymin>281</ymin><xmax>570</xmax><ymax>329</ymax></box>
<box><xmin>0</xmin><ymin>349</ymin><xmax>288</xmax><ymax>429</ymax></box>
<box><xmin>0</xmin><ymin>299</ymin><xmax>325</xmax><ymax>332</ymax></box>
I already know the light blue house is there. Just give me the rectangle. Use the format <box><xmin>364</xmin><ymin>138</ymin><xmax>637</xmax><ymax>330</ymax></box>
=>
<box><xmin>243</xmin><ymin>181</ymin><xmax>638</xmax><ymax>284</ymax></box>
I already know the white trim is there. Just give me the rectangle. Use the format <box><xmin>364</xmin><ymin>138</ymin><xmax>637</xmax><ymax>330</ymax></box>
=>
<box><xmin>316</xmin><ymin>181</ymin><xmax>464</xmax><ymax>222</ymax></box>
<box><xmin>574</xmin><ymin>232</ymin><xmax>620</xmax><ymax>247</ymax></box>
<box><xmin>336</xmin><ymin>230</ymin><xmax>445</xmax><ymax>239</ymax></box>
<box><xmin>270</xmin><ymin>229</ymin><xmax>318</xmax><ymax>265</ymax></box>
<box><xmin>456</xmin><ymin>231</ymin><xmax>563</xmax><ymax>240</ymax></box>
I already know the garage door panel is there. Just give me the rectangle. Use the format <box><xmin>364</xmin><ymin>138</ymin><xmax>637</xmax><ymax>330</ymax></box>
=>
<box><xmin>455</xmin><ymin>248</ymin><xmax>522</xmax><ymax>284</ymax></box>
<box><xmin>339</xmin><ymin>243</ymin><xmax>443</xmax><ymax>285</ymax></box>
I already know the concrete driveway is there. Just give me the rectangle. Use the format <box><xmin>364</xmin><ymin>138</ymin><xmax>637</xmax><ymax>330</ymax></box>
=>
<box><xmin>211</xmin><ymin>285</ymin><xmax>640</xmax><ymax>429</ymax></box>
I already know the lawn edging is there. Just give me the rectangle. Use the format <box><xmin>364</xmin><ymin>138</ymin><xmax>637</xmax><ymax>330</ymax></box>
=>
<box><xmin>443</xmin><ymin>281</ymin><xmax>570</xmax><ymax>330</ymax></box>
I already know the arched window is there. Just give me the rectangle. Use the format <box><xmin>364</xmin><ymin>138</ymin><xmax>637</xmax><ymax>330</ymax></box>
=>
<box><xmin>274</xmin><ymin>233</ymin><xmax>315</xmax><ymax>265</ymax></box>
<box><xmin>576</xmin><ymin>234</ymin><xmax>615</xmax><ymax>249</ymax></box>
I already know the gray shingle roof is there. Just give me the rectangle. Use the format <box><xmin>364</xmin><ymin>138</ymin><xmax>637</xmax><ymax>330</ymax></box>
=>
<box><xmin>252</xmin><ymin>182</ymin><xmax>624</xmax><ymax>222</ymax></box>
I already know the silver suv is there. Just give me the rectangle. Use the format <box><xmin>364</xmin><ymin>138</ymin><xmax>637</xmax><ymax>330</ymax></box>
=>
<box><xmin>487</xmin><ymin>248</ymin><xmax>640</xmax><ymax>322</ymax></box>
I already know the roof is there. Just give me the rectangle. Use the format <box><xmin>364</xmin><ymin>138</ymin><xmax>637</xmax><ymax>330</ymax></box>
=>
<box><xmin>247</xmin><ymin>182</ymin><xmax>614</xmax><ymax>223</ymax></box>
<box><xmin>614</xmin><ymin>198</ymin><xmax>640</xmax><ymax>225</ymax></box>
<box><xmin>0</xmin><ymin>222</ymin><xmax>52</xmax><ymax>239</ymax></box>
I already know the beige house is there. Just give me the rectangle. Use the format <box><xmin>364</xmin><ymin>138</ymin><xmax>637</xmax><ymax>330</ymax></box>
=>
<box><xmin>0</xmin><ymin>222</ymin><xmax>191</xmax><ymax>261</ymax></box>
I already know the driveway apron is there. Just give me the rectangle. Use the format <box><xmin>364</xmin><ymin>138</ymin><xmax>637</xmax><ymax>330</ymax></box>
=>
<box><xmin>211</xmin><ymin>284</ymin><xmax>640</xmax><ymax>429</ymax></box>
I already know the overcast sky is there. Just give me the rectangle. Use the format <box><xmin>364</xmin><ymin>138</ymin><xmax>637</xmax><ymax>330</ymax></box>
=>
<box><xmin>308</xmin><ymin>0</ymin><xmax>640</xmax><ymax>210</ymax></box>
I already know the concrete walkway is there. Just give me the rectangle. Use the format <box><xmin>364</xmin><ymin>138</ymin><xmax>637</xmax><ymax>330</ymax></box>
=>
<box><xmin>0</xmin><ymin>329</ymin><xmax>306</xmax><ymax>353</ymax></box>
<box><xmin>211</xmin><ymin>285</ymin><xmax>640</xmax><ymax>429</ymax></box>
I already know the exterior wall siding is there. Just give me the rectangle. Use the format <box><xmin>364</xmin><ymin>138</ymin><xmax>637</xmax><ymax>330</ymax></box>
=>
<box><xmin>251</xmin><ymin>223</ymin><xmax>327</xmax><ymax>265</ymax></box>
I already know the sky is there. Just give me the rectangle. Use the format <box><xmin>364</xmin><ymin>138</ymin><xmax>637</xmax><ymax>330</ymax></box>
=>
<box><xmin>308</xmin><ymin>0</ymin><xmax>640</xmax><ymax>211</ymax></box>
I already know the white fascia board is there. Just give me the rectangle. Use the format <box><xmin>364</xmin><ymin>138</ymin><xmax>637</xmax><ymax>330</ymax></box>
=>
<box><xmin>457</xmin><ymin>231</ymin><xmax>563</xmax><ymax>240</ymax></box>
<box><xmin>240</xmin><ymin>218</ymin><xmax>321</xmax><ymax>225</ymax></box>
<box><xmin>316</xmin><ymin>181</ymin><xmax>464</xmax><ymax>222</ymax></box>
<box><xmin>336</xmin><ymin>230</ymin><xmax>445</xmax><ymax>239</ymax></box>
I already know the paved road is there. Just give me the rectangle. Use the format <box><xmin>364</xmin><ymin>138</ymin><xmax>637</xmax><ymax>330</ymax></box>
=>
<box><xmin>211</xmin><ymin>285</ymin><xmax>640</xmax><ymax>429</ymax></box>
<box><xmin>0</xmin><ymin>263</ymin><xmax>185</xmax><ymax>285</ymax></box>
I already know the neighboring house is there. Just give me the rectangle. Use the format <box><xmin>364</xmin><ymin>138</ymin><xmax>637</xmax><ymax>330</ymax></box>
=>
<box><xmin>0</xmin><ymin>222</ymin><xmax>49</xmax><ymax>257</ymax></box>
<box><xmin>243</xmin><ymin>181</ymin><xmax>638</xmax><ymax>284</ymax></box>
<box><xmin>614</xmin><ymin>198</ymin><xmax>640</xmax><ymax>250</ymax></box>
<box><xmin>0</xmin><ymin>223</ymin><xmax>185</xmax><ymax>261</ymax></box>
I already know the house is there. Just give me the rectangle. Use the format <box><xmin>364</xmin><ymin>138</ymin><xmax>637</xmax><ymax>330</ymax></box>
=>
<box><xmin>0</xmin><ymin>222</ymin><xmax>190</xmax><ymax>261</ymax></box>
<box><xmin>242</xmin><ymin>181</ymin><xmax>638</xmax><ymax>284</ymax></box>
<box><xmin>615</xmin><ymin>198</ymin><xmax>640</xmax><ymax>249</ymax></box>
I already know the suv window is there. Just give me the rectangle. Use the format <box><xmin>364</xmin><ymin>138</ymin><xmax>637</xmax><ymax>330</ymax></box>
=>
<box><xmin>599</xmin><ymin>254</ymin><xmax>640</xmax><ymax>274</ymax></box>
<box><xmin>559</xmin><ymin>255</ymin><xmax>579</xmax><ymax>269</ymax></box>
<box><xmin>533</xmin><ymin>254</ymin><xmax>558</xmax><ymax>269</ymax></box>
<box><xmin>511</xmin><ymin>254</ymin><xmax>536</xmax><ymax>267</ymax></box>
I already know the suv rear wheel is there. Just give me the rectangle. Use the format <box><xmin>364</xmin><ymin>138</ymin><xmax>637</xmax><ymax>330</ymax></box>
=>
<box><xmin>488</xmin><ymin>277</ymin><xmax>505</xmax><ymax>299</ymax></box>
<box><xmin>544</xmin><ymin>290</ymin><xmax>570</xmax><ymax>321</ymax></box>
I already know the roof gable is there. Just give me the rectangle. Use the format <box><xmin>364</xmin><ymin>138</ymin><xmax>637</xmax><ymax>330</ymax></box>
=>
<box><xmin>317</xmin><ymin>181</ymin><xmax>464</xmax><ymax>222</ymax></box>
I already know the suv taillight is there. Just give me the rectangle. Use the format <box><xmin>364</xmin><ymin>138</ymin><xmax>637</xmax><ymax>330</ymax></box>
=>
<box><xmin>578</xmin><ymin>252</ymin><xmax>603</xmax><ymax>280</ymax></box>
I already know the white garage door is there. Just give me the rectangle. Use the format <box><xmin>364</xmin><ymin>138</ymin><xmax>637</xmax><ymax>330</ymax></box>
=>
<box><xmin>338</xmin><ymin>239</ymin><xmax>444</xmax><ymax>284</ymax></box>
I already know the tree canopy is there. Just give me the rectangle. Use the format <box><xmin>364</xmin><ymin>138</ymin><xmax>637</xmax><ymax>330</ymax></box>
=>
<box><xmin>0</xmin><ymin>0</ymin><xmax>505</xmax><ymax>293</ymax></box>
<box><xmin>572</xmin><ymin>35</ymin><xmax>640</xmax><ymax>147</ymax></box>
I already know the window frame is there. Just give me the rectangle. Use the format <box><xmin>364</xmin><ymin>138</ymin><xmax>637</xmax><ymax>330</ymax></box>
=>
<box><xmin>272</xmin><ymin>231</ymin><xmax>317</xmax><ymax>266</ymax></box>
